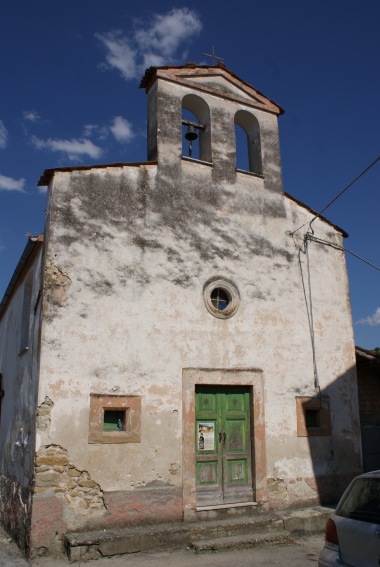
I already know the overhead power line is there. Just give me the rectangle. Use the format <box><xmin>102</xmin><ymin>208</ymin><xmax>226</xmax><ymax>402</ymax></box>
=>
<box><xmin>291</xmin><ymin>155</ymin><xmax>380</xmax><ymax>235</ymax></box>
<box><xmin>306</xmin><ymin>234</ymin><xmax>380</xmax><ymax>272</ymax></box>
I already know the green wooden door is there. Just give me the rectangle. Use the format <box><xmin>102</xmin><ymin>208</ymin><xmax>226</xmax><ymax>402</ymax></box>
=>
<box><xmin>195</xmin><ymin>386</ymin><xmax>253</xmax><ymax>506</ymax></box>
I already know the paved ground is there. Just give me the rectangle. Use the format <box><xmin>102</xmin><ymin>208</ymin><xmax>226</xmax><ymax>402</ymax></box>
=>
<box><xmin>0</xmin><ymin>526</ymin><xmax>325</xmax><ymax>567</ymax></box>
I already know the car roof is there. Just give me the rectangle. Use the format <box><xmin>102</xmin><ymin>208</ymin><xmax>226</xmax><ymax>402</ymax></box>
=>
<box><xmin>353</xmin><ymin>470</ymin><xmax>380</xmax><ymax>479</ymax></box>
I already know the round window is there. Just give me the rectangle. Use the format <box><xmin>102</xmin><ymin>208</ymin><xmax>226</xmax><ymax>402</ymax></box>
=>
<box><xmin>203</xmin><ymin>278</ymin><xmax>240</xmax><ymax>319</ymax></box>
<box><xmin>210</xmin><ymin>288</ymin><xmax>230</xmax><ymax>310</ymax></box>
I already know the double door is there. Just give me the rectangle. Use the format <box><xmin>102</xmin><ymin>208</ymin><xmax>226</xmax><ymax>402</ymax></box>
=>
<box><xmin>195</xmin><ymin>385</ymin><xmax>253</xmax><ymax>506</ymax></box>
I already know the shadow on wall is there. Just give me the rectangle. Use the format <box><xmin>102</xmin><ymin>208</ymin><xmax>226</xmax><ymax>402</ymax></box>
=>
<box><xmin>297</xmin><ymin>365</ymin><xmax>363</xmax><ymax>505</ymax></box>
<box><xmin>355</xmin><ymin>349</ymin><xmax>380</xmax><ymax>472</ymax></box>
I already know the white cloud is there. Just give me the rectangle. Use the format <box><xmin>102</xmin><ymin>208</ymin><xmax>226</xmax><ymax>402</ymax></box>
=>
<box><xmin>110</xmin><ymin>116</ymin><xmax>134</xmax><ymax>142</ymax></box>
<box><xmin>38</xmin><ymin>186</ymin><xmax>48</xmax><ymax>195</ymax></box>
<box><xmin>96</xmin><ymin>8</ymin><xmax>202</xmax><ymax>80</ymax></box>
<box><xmin>23</xmin><ymin>110</ymin><xmax>41</xmax><ymax>123</ymax></box>
<box><xmin>82</xmin><ymin>123</ymin><xmax>109</xmax><ymax>141</ymax></box>
<box><xmin>83</xmin><ymin>124</ymin><xmax>99</xmax><ymax>137</ymax></box>
<box><xmin>0</xmin><ymin>174</ymin><xmax>25</xmax><ymax>192</ymax></box>
<box><xmin>32</xmin><ymin>136</ymin><xmax>102</xmax><ymax>161</ymax></box>
<box><xmin>356</xmin><ymin>307</ymin><xmax>380</xmax><ymax>326</ymax></box>
<box><xmin>0</xmin><ymin>121</ymin><xmax>8</xmax><ymax>149</ymax></box>
<box><xmin>96</xmin><ymin>30</ymin><xmax>137</xmax><ymax>80</ymax></box>
<box><xmin>136</xmin><ymin>8</ymin><xmax>202</xmax><ymax>59</ymax></box>
<box><xmin>82</xmin><ymin>118</ymin><xmax>135</xmax><ymax>144</ymax></box>
<box><xmin>30</xmin><ymin>118</ymin><xmax>134</xmax><ymax>162</ymax></box>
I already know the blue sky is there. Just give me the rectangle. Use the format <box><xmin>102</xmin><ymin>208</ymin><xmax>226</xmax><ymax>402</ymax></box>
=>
<box><xmin>0</xmin><ymin>1</ymin><xmax>379</xmax><ymax>348</ymax></box>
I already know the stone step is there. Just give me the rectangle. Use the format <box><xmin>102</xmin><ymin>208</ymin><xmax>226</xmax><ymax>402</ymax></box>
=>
<box><xmin>191</xmin><ymin>530</ymin><xmax>292</xmax><ymax>552</ymax></box>
<box><xmin>189</xmin><ymin>515</ymin><xmax>285</xmax><ymax>540</ymax></box>
<box><xmin>65</xmin><ymin>516</ymin><xmax>283</xmax><ymax>561</ymax></box>
<box><xmin>64</xmin><ymin>505</ymin><xmax>333</xmax><ymax>562</ymax></box>
<box><xmin>66</xmin><ymin>523</ymin><xmax>189</xmax><ymax>562</ymax></box>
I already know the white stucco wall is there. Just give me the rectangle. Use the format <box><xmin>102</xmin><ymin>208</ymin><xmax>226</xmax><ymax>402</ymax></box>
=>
<box><xmin>35</xmin><ymin>70</ymin><xmax>361</xmax><ymax>517</ymax></box>
<box><xmin>37</xmin><ymin>163</ymin><xmax>360</xmax><ymax>498</ymax></box>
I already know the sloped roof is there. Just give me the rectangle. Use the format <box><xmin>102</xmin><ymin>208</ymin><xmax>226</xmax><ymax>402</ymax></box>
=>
<box><xmin>139</xmin><ymin>63</ymin><xmax>284</xmax><ymax>116</ymax></box>
<box><xmin>0</xmin><ymin>235</ymin><xmax>44</xmax><ymax>319</ymax></box>
<box><xmin>38</xmin><ymin>161</ymin><xmax>158</xmax><ymax>186</ymax></box>
<box><xmin>284</xmin><ymin>192</ymin><xmax>348</xmax><ymax>237</ymax></box>
<box><xmin>356</xmin><ymin>346</ymin><xmax>380</xmax><ymax>368</ymax></box>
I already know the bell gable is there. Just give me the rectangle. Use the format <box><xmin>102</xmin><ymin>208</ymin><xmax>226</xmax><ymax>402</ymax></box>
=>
<box><xmin>140</xmin><ymin>64</ymin><xmax>284</xmax><ymax>116</ymax></box>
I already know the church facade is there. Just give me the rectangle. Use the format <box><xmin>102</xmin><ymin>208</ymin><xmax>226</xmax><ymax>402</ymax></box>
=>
<box><xmin>0</xmin><ymin>65</ymin><xmax>362</xmax><ymax>556</ymax></box>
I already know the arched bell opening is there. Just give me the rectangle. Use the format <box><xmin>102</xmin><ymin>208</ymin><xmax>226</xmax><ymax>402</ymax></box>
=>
<box><xmin>182</xmin><ymin>94</ymin><xmax>211</xmax><ymax>163</ymax></box>
<box><xmin>234</xmin><ymin>110</ymin><xmax>262</xmax><ymax>175</ymax></box>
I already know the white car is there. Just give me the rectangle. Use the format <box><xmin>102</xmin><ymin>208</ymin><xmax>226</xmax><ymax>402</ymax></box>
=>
<box><xmin>319</xmin><ymin>470</ymin><xmax>380</xmax><ymax>567</ymax></box>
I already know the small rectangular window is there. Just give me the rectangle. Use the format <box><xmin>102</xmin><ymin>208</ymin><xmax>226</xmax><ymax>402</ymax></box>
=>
<box><xmin>305</xmin><ymin>409</ymin><xmax>320</xmax><ymax>429</ymax></box>
<box><xmin>103</xmin><ymin>410</ymin><xmax>126</xmax><ymax>432</ymax></box>
<box><xmin>89</xmin><ymin>394</ymin><xmax>141</xmax><ymax>444</ymax></box>
<box><xmin>296</xmin><ymin>396</ymin><xmax>331</xmax><ymax>437</ymax></box>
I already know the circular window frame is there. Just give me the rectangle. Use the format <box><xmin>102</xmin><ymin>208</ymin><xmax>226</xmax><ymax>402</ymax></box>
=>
<box><xmin>203</xmin><ymin>277</ymin><xmax>240</xmax><ymax>319</ymax></box>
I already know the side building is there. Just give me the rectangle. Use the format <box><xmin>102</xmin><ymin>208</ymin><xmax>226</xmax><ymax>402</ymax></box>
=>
<box><xmin>0</xmin><ymin>235</ymin><xmax>44</xmax><ymax>553</ymax></box>
<box><xmin>0</xmin><ymin>64</ymin><xmax>362</xmax><ymax>557</ymax></box>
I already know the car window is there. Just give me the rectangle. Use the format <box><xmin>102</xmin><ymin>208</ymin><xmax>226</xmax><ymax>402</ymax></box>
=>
<box><xmin>337</xmin><ymin>478</ymin><xmax>380</xmax><ymax>524</ymax></box>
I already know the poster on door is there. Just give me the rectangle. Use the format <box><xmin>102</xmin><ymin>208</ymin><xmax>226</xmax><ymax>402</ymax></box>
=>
<box><xmin>198</xmin><ymin>422</ymin><xmax>215</xmax><ymax>451</ymax></box>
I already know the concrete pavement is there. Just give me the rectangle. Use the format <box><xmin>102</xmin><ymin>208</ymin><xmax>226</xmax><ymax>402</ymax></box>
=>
<box><xmin>0</xmin><ymin>526</ymin><xmax>325</xmax><ymax>567</ymax></box>
<box><xmin>0</xmin><ymin>527</ymin><xmax>30</xmax><ymax>566</ymax></box>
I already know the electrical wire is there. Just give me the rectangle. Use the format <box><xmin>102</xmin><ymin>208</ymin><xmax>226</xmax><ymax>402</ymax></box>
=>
<box><xmin>290</xmin><ymin>155</ymin><xmax>380</xmax><ymax>391</ymax></box>
<box><xmin>294</xmin><ymin>231</ymin><xmax>320</xmax><ymax>390</ymax></box>
<box><xmin>294</xmin><ymin>226</ymin><xmax>379</xmax><ymax>392</ymax></box>
<box><xmin>306</xmin><ymin>234</ymin><xmax>380</xmax><ymax>272</ymax></box>
<box><xmin>305</xmin><ymin>237</ymin><xmax>320</xmax><ymax>390</ymax></box>
<box><xmin>291</xmin><ymin>155</ymin><xmax>380</xmax><ymax>236</ymax></box>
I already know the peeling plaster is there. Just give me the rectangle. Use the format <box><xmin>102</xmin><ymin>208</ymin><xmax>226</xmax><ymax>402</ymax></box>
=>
<box><xmin>34</xmin><ymin>445</ymin><xmax>106</xmax><ymax>515</ymax></box>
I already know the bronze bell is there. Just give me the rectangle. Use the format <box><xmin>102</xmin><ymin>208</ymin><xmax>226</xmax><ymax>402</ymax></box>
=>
<box><xmin>185</xmin><ymin>124</ymin><xmax>198</xmax><ymax>142</ymax></box>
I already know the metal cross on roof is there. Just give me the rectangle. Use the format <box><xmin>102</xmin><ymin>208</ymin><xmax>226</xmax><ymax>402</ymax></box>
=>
<box><xmin>202</xmin><ymin>47</ymin><xmax>224</xmax><ymax>66</ymax></box>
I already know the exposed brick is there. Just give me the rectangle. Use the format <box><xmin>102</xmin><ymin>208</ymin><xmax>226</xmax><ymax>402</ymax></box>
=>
<box><xmin>78</xmin><ymin>480</ymin><xmax>98</xmax><ymax>488</ymax></box>
<box><xmin>33</xmin><ymin>443</ymin><xmax>106</xmax><ymax>540</ymax></box>
<box><xmin>35</xmin><ymin>455</ymin><xmax>69</xmax><ymax>467</ymax></box>
<box><xmin>68</xmin><ymin>469</ymin><xmax>81</xmax><ymax>477</ymax></box>
<box><xmin>35</xmin><ymin>471</ymin><xmax>61</xmax><ymax>487</ymax></box>
<box><xmin>52</xmin><ymin>466</ymin><xmax>65</xmax><ymax>473</ymax></box>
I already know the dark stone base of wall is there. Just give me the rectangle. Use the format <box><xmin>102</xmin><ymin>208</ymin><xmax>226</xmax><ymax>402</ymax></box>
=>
<box><xmin>100</xmin><ymin>485</ymin><xmax>182</xmax><ymax>529</ymax></box>
<box><xmin>30</xmin><ymin>484</ymin><xmax>182</xmax><ymax>557</ymax></box>
<box><xmin>30</xmin><ymin>492</ymin><xmax>67</xmax><ymax>557</ymax></box>
<box><xmin>27</xmin><ymin>472</ymin><xmax>363</xmax><ymax>558</ymax></box>
<box><xmin>0</xmin><ymin>475</ymin><xmax>32</xmax><ymax>555</ymax></box>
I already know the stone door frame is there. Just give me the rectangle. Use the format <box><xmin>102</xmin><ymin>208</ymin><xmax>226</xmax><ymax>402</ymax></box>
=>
<box><xmin>182</xmin><ymin>368</ymin><xmax>267</xmax><ymax>519</ymax></box>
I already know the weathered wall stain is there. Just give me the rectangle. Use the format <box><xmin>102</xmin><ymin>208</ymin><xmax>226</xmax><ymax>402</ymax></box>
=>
<box><xmin>46</xmin><ymin>167</ymin><xmax>292</xmax><ymax>295</ymax></box>
<box><xmin>36</xmin><ymin>397</ymin><xmax>54</xmax><ymax>432</ymax></box>
<box><xmin>43</xmin><ymin>259</ymin><xmax>71</xmax><ymax>320</ymax></box>
<box><xmin>45</xmin><ymin>259</ymin><xmax>71</xmax><ymax>291</ymax></box>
